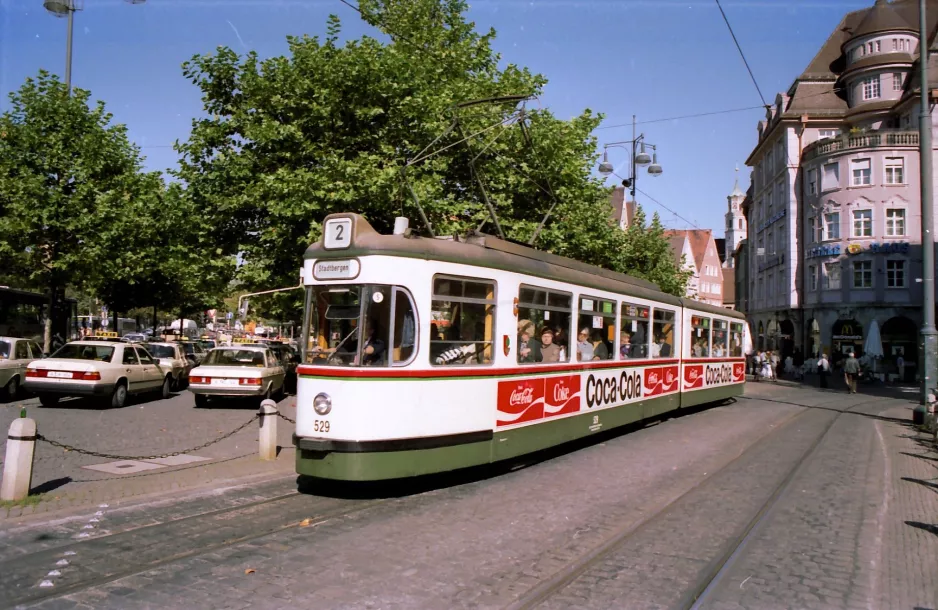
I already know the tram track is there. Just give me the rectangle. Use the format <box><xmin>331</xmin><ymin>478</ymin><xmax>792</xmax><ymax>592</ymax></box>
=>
<box><xmin>505</xmin><ymin>395</ymin><xmax>885</xmax><ymax>610</ymax></box>
<box><xmin>0</xmin><ymin>487</ymin><xmax>389</xmax><ymax>608</ymax></box>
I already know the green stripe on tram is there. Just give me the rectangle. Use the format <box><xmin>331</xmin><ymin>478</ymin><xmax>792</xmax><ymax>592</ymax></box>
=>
<box><xmin>295</xmin><ymin>385</ymin><xmax>742</xmax><ymax>482</ymax></box>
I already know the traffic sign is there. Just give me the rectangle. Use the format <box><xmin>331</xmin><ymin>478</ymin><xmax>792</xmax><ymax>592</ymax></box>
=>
<box><xmin>226</xmin><ymin>312</ymin><xmax>233</xmax><ymax>320</ymax></box>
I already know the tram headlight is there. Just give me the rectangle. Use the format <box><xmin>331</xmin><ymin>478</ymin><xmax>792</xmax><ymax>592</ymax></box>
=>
<box><xmin>313</xmin><ymin>393</ymin><xmax>332</xmax><ymax>415</ymax></box>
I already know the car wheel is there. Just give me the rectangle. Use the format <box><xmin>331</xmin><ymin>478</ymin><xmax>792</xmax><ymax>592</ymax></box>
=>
<box><xmin>110</xmin><ymin>382</ymin><xmax>128</xmax><ymax>408</ymax></box>
<box><xmin>38</xmin><ymin>394</ymin><xmax>59</xmax><ymax>407</ymax></box>
<box><xmin>160</xmin><ymin>376</ymin><xmax>171</xmax><ymax>399</ymax></box>
<box><xmin>5</xmin><ymin>376</ymin><xmax>18</xmax><ymax>401</ymax></box>
<box><xmin>194</xmin><ymin>394</ymin><xmax>209</xmax><ymax>408</ymax></box>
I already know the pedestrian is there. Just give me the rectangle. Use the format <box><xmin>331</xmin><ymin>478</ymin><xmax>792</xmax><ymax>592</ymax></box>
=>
<box><xmin>818</xmin><ymin>353</ymin><xmax>830</xmax><ymax>388</ymax></box>
<box><xmin>896</xmin><ymin>353</ymin><xmax>906</xmax><ymax>384</ymax></box>
<box><xmin>844</xmin><ymin>351</ymin><xmax>860</xmax><ymax>394</ymax></box>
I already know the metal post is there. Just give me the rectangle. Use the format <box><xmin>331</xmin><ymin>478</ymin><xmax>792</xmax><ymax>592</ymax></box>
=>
<box><xmin>64</xmin><ymin>1</ymin><xmax>74</xmax><ymax>94</ymax></box>
<box><xmin>919</xmin><ymin>0</ymin><xmax>937</xmax><ymax>416</ymax></box>
<box><xmin>631</xmin><ymin>115</ymin><xmax>638</xmax><ymax>199</ymax></box>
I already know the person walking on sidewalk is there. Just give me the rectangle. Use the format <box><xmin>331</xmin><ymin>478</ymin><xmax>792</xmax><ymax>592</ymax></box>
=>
<box><xmin>818</xmin><ymin>353</ymin><xmax>830</xmax><ymax>389</ymax></box>
<box><xmin>896</xmin><ymin>353</ymin><xmax>905</xmax><ymax>384</ymax></box>
<box><xmin>844</xmin><ymin>351</ymin><xmax>860</xmax><ymax>394</ymax></box>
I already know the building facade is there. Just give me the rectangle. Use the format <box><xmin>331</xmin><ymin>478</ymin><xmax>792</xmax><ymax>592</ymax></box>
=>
<box><xmin>744</xmin><ymin>0</ymin><xmax>936</xmax><ymax>378</ymax></box>
<box><xmin>665</xmin><ymin>229</ymin><xmax>725</xmax><ymax>306</ymax></box>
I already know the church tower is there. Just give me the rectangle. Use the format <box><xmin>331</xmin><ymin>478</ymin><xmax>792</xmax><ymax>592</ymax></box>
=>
<box><xmin>724</xmin><ymin>166</ymin><xmax>747</xmax><ymax>269</ymax></box>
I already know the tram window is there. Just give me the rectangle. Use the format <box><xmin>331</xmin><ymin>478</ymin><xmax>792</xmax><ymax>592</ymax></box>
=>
<box><xmin>712</xmin><ymin>320</ymin><xmax>729</xmax><ymax>358</ymax></box>
<box><xmin>730</xmin><ymin>322</ymin><xmax>744</xmax><ymax>357</ymax></box>
<box><xmin>430</xmin><ymin>276</ymin><xmax>496</xmax><ymax>366</ymax></box>
<box><xmin>390</xmin><ymin>288</ymin><xmax>417</xmax><ymax>366</ymax></box>
<box><xmin>619</xmin><ymin>302</ymin><xmax>650</xmax><ymax>359</ymax></box>
<box><xmin>517</xmin><ymin>285</ymin><xmax>571</xmax><ymax>364</ymax></box>
<box><xmin>689</xmin><ymin>316</ymin><xmax>711</xmax><ymax>358</ymax></box>
<box><xmin>305</xmin><ymin>285</ymin><xmax>392</xmax><ymax>367</ymax></box>
<box><xmin>577</xmin><ymin>297</ymin><xmax>615</xmax><ymax>361</ymax></box>
<box><xmin>652</xmin><ymin>309</ymin><xmax>675</xmax><ymax>358</ymax></box>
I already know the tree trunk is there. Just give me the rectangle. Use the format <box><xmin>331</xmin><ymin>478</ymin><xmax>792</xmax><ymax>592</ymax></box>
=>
<box><xmin>43</xmin><ymin>283</ymin><xmax>54</xmax><ymax>354</ymax></box>
<box><xmin>112</xmin><ymin>310</ymin><xmax>118</xmax><ymax>335</ymax></box>
<box><xmin>153</xmin><ymin>305</ymin><xmax>158</xmax><ymax>334</ymax></box>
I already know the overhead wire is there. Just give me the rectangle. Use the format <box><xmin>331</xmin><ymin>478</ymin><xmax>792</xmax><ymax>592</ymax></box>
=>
<box><xmin>715</xmin><ymin>0</ymin><xmax>769</xmax><ymax>108</ymax></box>
<box><xmin>635</xmin><ymin>186</ymin><xmax>701</xmax><ymax>230</ymax></box>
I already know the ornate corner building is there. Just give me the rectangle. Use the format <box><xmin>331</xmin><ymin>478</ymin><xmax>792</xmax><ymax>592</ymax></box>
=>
<box><xmin>742</xmin><ymin>0</ymin><xmax>936</xmax><ymax>379</ymax></box>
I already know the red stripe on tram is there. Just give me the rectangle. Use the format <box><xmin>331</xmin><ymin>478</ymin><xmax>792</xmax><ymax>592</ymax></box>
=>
<box><xmin>297</xmin><ymin>358</ymin><xmax>684</xmax><ymax>379</ymax></box>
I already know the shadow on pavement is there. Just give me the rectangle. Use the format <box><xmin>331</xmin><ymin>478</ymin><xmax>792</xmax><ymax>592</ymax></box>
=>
<box><xmin>30</xmin><ymin>477</ymin><xmax>72</xmax><ymax>495</ymax></box>
<box><xmin>900</xmin><ymin>476</ymin><xmax>938</xmax><ymax>491</ymax></box>
<box><xmin>905</xmin><ymin>521</ymin><xmax>938</xmax><ymax>538</ymax></box>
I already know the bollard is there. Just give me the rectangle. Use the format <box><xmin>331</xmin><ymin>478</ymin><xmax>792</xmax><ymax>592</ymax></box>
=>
<box><xmin>1</xmin><ymin>417</ymin><xmax>37</xmax><ymax>502</ymax></box>
<box><xmin>259</xmin><ymin>399</ymin><xmax>278</xmax><ymax>461</ymax></box>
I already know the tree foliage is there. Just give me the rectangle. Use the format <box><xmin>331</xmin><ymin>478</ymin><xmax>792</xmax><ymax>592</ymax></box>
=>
<box><xmin>0</xmin><ymin>71</ymin><xmax>235</xmax><ymax>345</ymax></box>
<box><xmin>176</xmin><ymin>0</ymin><xmax>689</xmax><ymax>301</ymax></box>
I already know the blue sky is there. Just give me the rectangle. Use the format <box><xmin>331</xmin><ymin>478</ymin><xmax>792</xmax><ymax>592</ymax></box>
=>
<box><xmin>1</xmin><ymin>0</ymin><xmax>873</xmax><ymax>234</ymax></box>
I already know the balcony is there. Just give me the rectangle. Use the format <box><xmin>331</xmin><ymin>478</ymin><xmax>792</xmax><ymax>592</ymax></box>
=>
<box><xmin>803</xmin><ymin>130</ymin><xmax>919</xmax><ymax>163</ymax></box>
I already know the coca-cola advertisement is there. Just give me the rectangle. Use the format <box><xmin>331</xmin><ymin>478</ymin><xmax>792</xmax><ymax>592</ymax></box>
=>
<box><xmin>544</xmin><ymin>375</ymin><xmax>581</xmax><ymax>417</ymax></box>
<box><xmin>683</xmin><ymin>364</ymin><xmax>704</xmax><ymax>390</ymax></box>
<box><xmin>497</xmin><ymin>379</ymin><xmax>545</xmax><ymax>427</ymax></box>
<box><xmin>733</xmin><ymin>362</ymin><xmax>746</xmax><ymax>382</ymax></box>
<box><xmin>644</xmin><ymin>365</ymin><xmax>679</xmax><ymax>397</ymax></box>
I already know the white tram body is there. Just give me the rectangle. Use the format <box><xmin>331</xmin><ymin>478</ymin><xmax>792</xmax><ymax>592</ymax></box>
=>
<box><xmin>294</xmin><ymin>214</ymin><xmax>746</xmax><ymax>481</ymax></box>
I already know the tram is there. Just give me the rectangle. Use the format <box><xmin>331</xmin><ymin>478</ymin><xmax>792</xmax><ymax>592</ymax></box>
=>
<box><xmin>294</xmin><ymin>213</ymin><xmax>746</xmax><ymax>481</ymax></box>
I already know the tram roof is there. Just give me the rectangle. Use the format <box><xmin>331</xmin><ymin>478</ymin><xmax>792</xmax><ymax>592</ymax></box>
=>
<box><xmin>305</xmin><ymin>214</ymin><xmax>744</xmax><ymax>321</ymax></box>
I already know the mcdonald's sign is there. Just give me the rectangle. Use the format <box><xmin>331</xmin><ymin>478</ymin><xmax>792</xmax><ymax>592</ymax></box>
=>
<box><xmin>832</xmin><ymin>319</ymin><xmax>863</xmax><ymax>341</ymax></box>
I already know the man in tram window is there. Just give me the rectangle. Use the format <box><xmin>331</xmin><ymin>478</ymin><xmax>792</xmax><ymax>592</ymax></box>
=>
<box><xmin>518</xmin><ymin>319</ymin><xmax>541</xmax><ymax>363</ymax></box>
<box><xmin>620</xmin><ymin>331</ymin><xmax>632</xmax><ymax>359</ymax></box>
<box><xmin>589</xmin><ymin>330</ymin><xmax>609</xmax><ymax>360</ymax></box>
<box><xmin>657</xmin><ymin>334</ymin><xmax>672</xmax><ymax>357</ymax></box>
<box><xmin>539</xmin><ymin>327</ymin><xmax>561</xmax><ymax>362</ymax></box>
<box><xmin>359</xmin><ymin>321</ymin><xmax>386</xmax><ymax>366</ymax></box>
<box><xmin>576</xmin><ymin>328</ymin><xmax>593</xmax><ymax>361</ymax></box>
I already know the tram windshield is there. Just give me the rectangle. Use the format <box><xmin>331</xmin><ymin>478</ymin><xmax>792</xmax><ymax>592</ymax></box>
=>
<box><xmin>305</xmin><ymin>285</ymin><xmax>415</xmax><ymax>367</ymax></box>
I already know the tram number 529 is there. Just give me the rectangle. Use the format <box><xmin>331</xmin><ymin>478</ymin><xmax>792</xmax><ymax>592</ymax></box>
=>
<box><xmin>314</xmin><ymin>420</ymin><xmax>331</xmax><ymax>433</ymax></box>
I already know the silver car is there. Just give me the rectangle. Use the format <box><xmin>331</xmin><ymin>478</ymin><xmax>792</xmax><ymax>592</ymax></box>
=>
<box><xmin>0</xmin><ymin>337</ymin><xmax>43</xmax><ymax>401</ymax></box>
<box><xmin>24</xmin><ymin>341</ymin><xmax>172</xmax><ymax>408</ymax></box>
<box><xmin>188</xmin><ymin>345</ymin><xmax>285</xmax><ymax>407</ymax></box>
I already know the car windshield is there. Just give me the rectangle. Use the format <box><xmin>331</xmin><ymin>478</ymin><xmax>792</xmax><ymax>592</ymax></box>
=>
<box><xmin>147</xmin><ymin>345</ymin><xmax>176</xmax><ymax>358</ymax></box>
<box><xmin>52</xmin><ymin>344</ymin><xmax>115</xmax><ymax>362</ymax></box>
<box><xmin>198</xmin><ymin>341</ymin><xmax>215</xmax><ymax>349</ymax></box>
<box><xmin>180</xmin><ymin>344</ymin><xmax>196</xmax><ymax>354</ymax></box>
<box><xmin>0</xmin><ymin>341</ymin><xmax>10</xmax><ymax>359</ymax></box>
<box><xmin>204</xmin><ymin>349</ymin><xmax>266</xmax><ymax>367</ymax></box>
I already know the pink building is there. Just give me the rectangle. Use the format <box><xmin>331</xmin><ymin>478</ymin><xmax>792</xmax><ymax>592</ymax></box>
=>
<box><xmin>744</xmin><ymin>0</ymin><xmax>935</xmax><ymax>379</ymax></box>
<box><xmin>664</xmin><ymin>229</ymin><xmax>724</xmax><ymax>307</ymax></box>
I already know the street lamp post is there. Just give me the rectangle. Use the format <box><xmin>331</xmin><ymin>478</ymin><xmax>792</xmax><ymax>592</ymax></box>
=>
<box><xmin>917</xmin><ymin>0</ymin><xmax>937</xmax><ymax>419</ymax></box>
<box><xmin>43</xmin><ymin>0</ymin><xmax>146</xmax><ymax>95</ymax></box>
<box><xmin>598</xmin><ymin>115</ymin><xmax>663</xmax><ymax>203</ymax></box>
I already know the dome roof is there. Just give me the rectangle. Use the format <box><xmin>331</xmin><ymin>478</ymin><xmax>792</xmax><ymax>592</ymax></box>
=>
<box><xmin>849</xmin><ymin>0</ymin><xmax>916</xmax><ymax>41</ymax></box>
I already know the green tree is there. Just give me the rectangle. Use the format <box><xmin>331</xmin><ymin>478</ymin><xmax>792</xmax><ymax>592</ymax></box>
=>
<box><xmin>0</xmin><ymin>71</ymin><xmax>150</xmax><ymax>350</ymax></box>
<box><xmin>175</xmin><ymin>0</ymin><xmax>689</xmax><ymax>302</ymax></box>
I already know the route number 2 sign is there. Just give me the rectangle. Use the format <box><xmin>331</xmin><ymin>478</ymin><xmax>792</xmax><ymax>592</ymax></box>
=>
<box><xmin>324</xmin><ymin>218</ymin><xmax>353</xmax><ymax>250</ymax></box>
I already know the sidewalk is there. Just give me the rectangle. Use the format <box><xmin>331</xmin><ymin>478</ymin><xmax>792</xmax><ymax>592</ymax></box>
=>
<box><xmin>748</xmin><ymin>370</ymin><xmax>923</xmax><ymax>402</ymax></box>
<box><xmin>0</xmin><ymin>399</ymin><xmax>299</xmax><ymax>522</ymax></box>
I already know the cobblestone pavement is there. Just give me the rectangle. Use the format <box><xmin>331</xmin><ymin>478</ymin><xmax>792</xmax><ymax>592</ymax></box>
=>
<box><xmin>0</xmin><ymin>391</ymin><xmax>298</xmax><ymax>518</ymax></box>
<box><xmin>1</xmin><ymin>384</ymin><xmax>934</xmax><ymax>609</ymax></box>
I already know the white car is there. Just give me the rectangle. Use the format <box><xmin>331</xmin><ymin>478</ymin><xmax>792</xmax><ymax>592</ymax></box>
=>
<box><xmin>24</xmin><ymin>340</ymin><xmax>172</xmax><ymax>408</ymax></box>
<box><xmin>0</xmin><ymin>337</ymin><xmax>44</xmax><ymax>401</ymax></box>
<box><xmin>188</xmin><ymin>345</ymin><xmax>285</xmax><ymax>408</ymax></box>
<box><xmin>145</xmin><ymin>342</ymin><xmax>193</xmax><ymax>391</ymax></box>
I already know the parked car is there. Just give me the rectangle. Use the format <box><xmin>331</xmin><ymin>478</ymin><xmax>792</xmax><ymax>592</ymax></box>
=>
<box><xmin>24</xmin><ymin>341</ymin><xmax>172</xmax><ymax>408</ymax></box>
<box><xmin>177</xmin><ymin>340</ymin><xmax>207</xmax><ymax>364</ymax></box>
<box><xmin>0</xmin><ymin>336</ymin><xmax>44</xmax><ymax>400</ymax></box>
<box><xmin>188</xmin><ymin>345</ymin><xmax>285</xmax><ymax>408</ymax></box>
<box><xmin>268</xmin><ymin>343</ymin><xmax>300</xmax><ymax>392</ymax></box>
<box><xmin>145</xmin><ymin>342</ymin><xmax>192</xmax><ymax>391</ymax></box>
